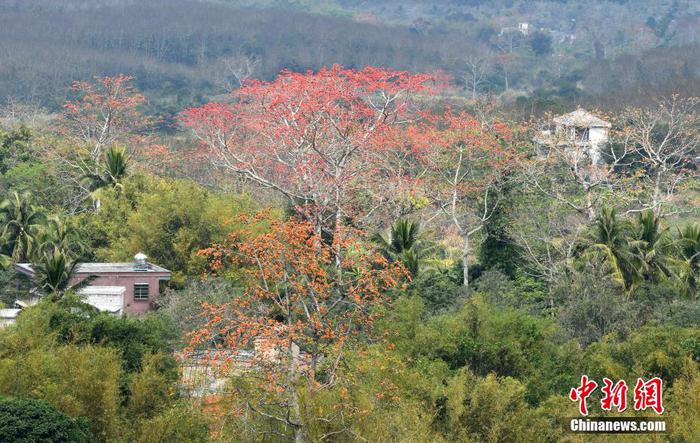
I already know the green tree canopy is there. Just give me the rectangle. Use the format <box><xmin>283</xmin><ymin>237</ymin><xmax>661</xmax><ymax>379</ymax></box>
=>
<box><xmin>74</xmin><ymin>174</ymin><xmax>259</xmax><ymax>284</ymax></box>
<box><xmin>0</xmin><ymin>396</ymin><xmax>92</xmax><ymax>443</ymax></box>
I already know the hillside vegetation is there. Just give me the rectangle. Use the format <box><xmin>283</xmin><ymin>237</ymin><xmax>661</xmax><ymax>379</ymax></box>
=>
<box><xmin>2</xmin><ymin>0</ymin><xmax>699</xmax><ymax>116</ymax></box>
<box><xmin>0</xmin><ymin>1</ymin><xmax>698</xmax><ymax>441</ymax></box>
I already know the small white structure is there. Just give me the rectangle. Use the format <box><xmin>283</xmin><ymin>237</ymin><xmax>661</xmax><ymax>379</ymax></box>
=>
<box><xmin>2</xmin><ymin>286</ymin><xmax>127</xmax><ymax>328</ymax></box>
<box><xmin>77</xmin><ymin>286</ymin><xmax>126</xmax><ymax>315</ymax></box>
<box><xmin>500</xmin><ymin>22</ymin><xmax>530</xmax><ymax>37</ymax></box>
<box><xmin>0</xmin><ymin>309</ymin><xmax>21</xmax><ymax>328</ymax></box>
<box><xmin>536</xmin><ymin>108</ymin><xmax>611</xmax><ymax>165</ymax></box>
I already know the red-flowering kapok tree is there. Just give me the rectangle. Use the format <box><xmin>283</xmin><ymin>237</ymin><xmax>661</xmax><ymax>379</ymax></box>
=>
<box><xmin>415</xmin><ymin>110</ymin><xmax>520</xmax><ymax>288</ymax></box>
<box><xmin>62</xmin><ymin>74</ymin><xmax>147</xmax><ymax>174</ymax></box>
<box><xmin>188</xmin><ymin>216</ymin><xmax>406</xmax><ymax>441</ymax></box>
<box><xmin>180</xmin><ymin>66</ymin><xmax>436</xmax><ymax>239</ymax></box>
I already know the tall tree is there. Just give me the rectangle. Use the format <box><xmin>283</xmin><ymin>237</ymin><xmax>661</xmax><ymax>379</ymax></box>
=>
<box><xmin>621</xmin><ymin>95</ymin><xmax>698</xmax><ymax>216</ymax></box>
<box><xmin>189</xmin><ymin>218</ymin><xmax>405</xmax><ymax>441</ymax></box>
<box><xmin>530</xmin><ymin>32</ymin><xmax>553</xmax><ymax>56</ymax></box>
<box><xmin>61</xmin><ymin>75</ymin><xmax>146</xmax><ymax>176</ymax></box>
<box><xmin>181</xmin><ymin>66</ymin><xmax>436</xmax><ymax>240</ymax></box>
<box><xmin>478</xmin><ymin>174</ymin><xmax>521</xmax><ymax>278</ymax></box>
<box><xmin>212</xmin><ymin>51</ymin><xmax>261</xmax><ymax>93</ymax></box>
<box><xmin>462</xmin><ymin>55</ymin><xmax>490</xmax><ymax>100</ymax></box>
<box><xmin>417</xmin><ymin>110</ymin><xmax>519</xmax><ymax>288</ymax></box>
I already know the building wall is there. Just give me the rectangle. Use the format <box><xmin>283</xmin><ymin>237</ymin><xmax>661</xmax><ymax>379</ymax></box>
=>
<box><xmin>69</xmin><ymin>273</ymin><xmax>165</xmax><ymax>315</ymax></box>
<box><xmin>0</xmin><ymin>318</ymin><xmax>16</xmax><ymax>328</ymax></box>
<box><xmin>589</xmin><ymin>127</ymin><xmax>608</xmax><ymax>145</ymax></box>
<box><xmin>588</xmin><ymin>126</ymin><xmax>609</xmax><ymax>165</ymax></box>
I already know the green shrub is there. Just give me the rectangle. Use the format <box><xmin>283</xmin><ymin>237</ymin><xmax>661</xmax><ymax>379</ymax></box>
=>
<box><xmin>0</xmin><ymin>396</ymin><xmax>92</xmax><ymax>443</ymax></box>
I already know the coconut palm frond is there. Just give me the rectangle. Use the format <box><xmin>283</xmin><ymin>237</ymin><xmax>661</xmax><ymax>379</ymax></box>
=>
<box><xmin>82</xmin><ymin>146</ymin><xmax>129</xmax><ymax>206</ymax></box>
<box><xmin>628</xmin><ymin>210</ymin><xmax>671</xmax><ymax>283</ymax></box>
<box><xmin>0</xmin><ymin>191</ymin><xmax>45</xmax><ymax>262</ymax></box>
<box><xmin>373</xmin><ymin>218</ymin><xmax>426</xmax><ymax>277</ymax></box>
<box><xmin>674</xmin><ymin>223</ymin><xmax>700</xmax><ymax>302</ymax></box>
<box><xmin>105</xmin><ymin>146</ymin><xmax>128</xmax><ymax>181</ymax></box>
<box><xmin>0</xmin><ymin>252</ymin><xmax>10</xmax><ymax>270</ymax></box>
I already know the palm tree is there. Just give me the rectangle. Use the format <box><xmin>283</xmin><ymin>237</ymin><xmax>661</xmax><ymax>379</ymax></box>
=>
<box><xmin>0</xmin><ymin>191</ymin><xmax>45</xmax><ymax>262</ymax></box>
<box><xmin>34</xmin><ymin>215</ymin><xmax>86</xmax><ymax>259</ymax></box>
<box><xmin>675</xmin><ymin>223</ymin><xmax>700</xmax><ymax>302</ymax></box>
<box><xmin>583</xmin><ymin>207</ymin><xmax>638</xmax><ymax>290</ymax></box>
<box><xmin>32</xmin><ymin>249</ymin><xmax>95</xmax><ymax>301</ymax></box>
<box><xmin>373</xmin><ymin>218</ymin><xmax>424</xmax><ymax>276</ymax></box>
<box><xmin>82</xmin><ymin>146</ymin><xmax>128</xmax><ymax>208</ymax></box>
<box><xmin>629</xmin><ymin>210</ymin><xmax>670</xmax><ymax>283</ymax></box>
<box><xmin>0</xmin><ymin>231</ymin><xmax>11</xmax><ymax>269</ymax></box>
<box><xmin>33</xmin><ymin>249</ymin><xmax>75</xmax><ymax>297</ymax></box>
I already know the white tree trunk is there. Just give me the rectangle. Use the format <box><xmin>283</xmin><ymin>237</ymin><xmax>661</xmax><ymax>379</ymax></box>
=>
<box><xmin>463</xmin><ymin>233</ymin><xmax>470</xmax><ymax>289</ymax></box>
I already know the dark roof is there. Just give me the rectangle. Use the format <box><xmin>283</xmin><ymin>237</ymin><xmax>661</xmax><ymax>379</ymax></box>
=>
<box><xmin>15</xmin><ymin>262</ymin><xmax>170</xmax><ymax>276</ymax></box>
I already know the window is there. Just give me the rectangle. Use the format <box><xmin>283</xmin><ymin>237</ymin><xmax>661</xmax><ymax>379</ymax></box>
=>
<box><xmin>134</xmin><ymin>283</ymin><xmax>149</xmax><ymax>301</ymax></box>
<box><xmin>575</xmin><ymin>127</ymin><xmax>590</xmax><ymax>142</ymax></box>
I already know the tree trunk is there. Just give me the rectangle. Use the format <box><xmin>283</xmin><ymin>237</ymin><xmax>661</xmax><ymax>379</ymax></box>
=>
<box><xmin>288</xmin><ymin>343</ymin><xmax>306</xmax><ymax>442</ymax></box>
<box><xmin>585</xmin><ymin>188</ymin><xmax>596</xmax><ymax>221</ymax></box>
<box><xmin>652</xmin><ymin>168</ymin><xmax>664</xmax><ymax>216</ymax></box>
<box><xmin>463</xmin><ymin>234</ymin><xmax>470</xmax><ymax>289</ymax></box>
<box><xmin>288</xmin><ymin>386</ymin><xmax>306</xmax><ymax>442</ymax></box>
<box><xmin>333</xmin><ymin>206</ymin><xmax>343</xmax><ymax>269</ymax></box>
<box><xmin>294</xmin><ymin>428</ymin><xmax>305</xmax><ymax>443</ymax></box>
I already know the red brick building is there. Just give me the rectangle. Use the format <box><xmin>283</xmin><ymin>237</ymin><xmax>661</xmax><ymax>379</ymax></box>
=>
<box><xmin>15</xmin><ymin>253</ymin><xmax>170</xmax><ymax>315</ymax></box>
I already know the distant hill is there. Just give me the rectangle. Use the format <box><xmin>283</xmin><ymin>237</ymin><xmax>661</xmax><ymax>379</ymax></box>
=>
<box><xmin>1</xmin><ymin>0</ymin><xmax>698</xmax><ymax>118</ymax></box>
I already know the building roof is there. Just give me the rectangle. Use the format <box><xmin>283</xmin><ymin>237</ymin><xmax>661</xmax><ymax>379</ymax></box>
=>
<box><xmin>553</xmin><ymin>108</ymin><xmax>611</xmax><ymax>128</ymax></box>
<box><xmin>14</xmin><ymin>298</ymin><xmax>39</xmax><ymax>309</ymax></box>
<box><xmin>15</xmin><ymin>262</ymin><xmax>171</xmax><ymax>276</ymax></box>
<box><xmin>72</xmin><ymin>262</ymin><xmax>170</xmax><ymax>274</ymax></box>
<box><xmin>0</xmin><ymin>309</ymin><xmax>21</xmax><ymax>319</ymax></box>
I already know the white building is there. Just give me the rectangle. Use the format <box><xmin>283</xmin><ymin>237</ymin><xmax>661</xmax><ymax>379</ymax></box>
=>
<box><xmin>0</xmin><ymin>286</ymin><xmax>125</xmax><ymax>329</ymax></box>
<box><xmin>0</xmin><ymin>309</ymin><xmax>21</xmax><ymax>328</ymax></box>
<box><xmin>500</xmin><ymin>22</ymin><xmax>531</xmax><ymax>37</ymax></box>
<box><xmin>77</xmin><ymin>286</ymin><xmax>126</xmax><ymax>315</ymax></box>
<box><xmin>536</xmin><ymin>108</ymin><xmax>611</xmax><ymax>165</ymax></box>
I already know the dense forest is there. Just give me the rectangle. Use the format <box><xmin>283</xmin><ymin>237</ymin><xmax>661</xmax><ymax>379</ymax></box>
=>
<box><xmin>1</xmin><ymin>0</ymin><xmax>699</xmax><ymax>117</ymax></box>
<box><xmin>0</xmin><ymin>1</ymin><xmax>699</xmax><ymax>442</ymax></box>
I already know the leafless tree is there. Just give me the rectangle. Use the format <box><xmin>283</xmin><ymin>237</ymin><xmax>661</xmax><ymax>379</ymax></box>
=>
<box><xmin>213</xmin><ymin>52</ymin><xmax>261</xmax><ymax>93</ymax></box>
<box><xmin>495</xmin><ymin>28</ymin><xmax>523</xmax><ymax>54</ymax></box>
<box><xmin>621</xmin><ymin>95</ymin><xmax>699</xmax><ymax>216</ymax></box>
<box><xmin>492</xmin><ymin>52</ymin><xmax>520</xmax><ymax>92</ymax></box>
<box><xmin>462</xmin><ymin>55</ymin><xmax>490</xmax><ymax>100</ymax></box>
<box><xmin>510</xmin><ymin>196</ymin><xmax>584</xmax><ymax>285</ymax></box>
<box><xmin>0</xmin><ymin>100</ymin><xmax>52</xmax><ymax>129</ymax></box>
